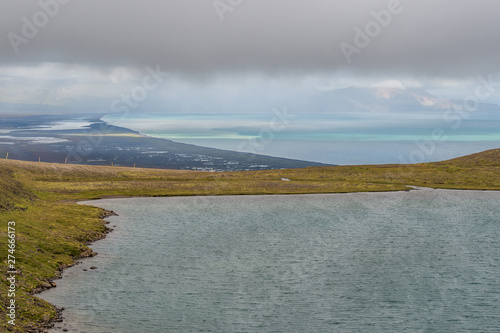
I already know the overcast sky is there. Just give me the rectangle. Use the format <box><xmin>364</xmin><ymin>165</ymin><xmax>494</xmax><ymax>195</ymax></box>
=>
<box><xmin>1</xmin><ymin>0</ymin><xmax>500</xmax><ymax>113</ymax></box>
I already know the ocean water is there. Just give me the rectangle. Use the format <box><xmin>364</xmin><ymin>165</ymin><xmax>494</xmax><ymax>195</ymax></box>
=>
<box><xmin>102</xmin><ymin>113</ymin><xmax>500</xmax><ymax>165</ymax></box>
<box><xmin>40</xmin><ymin>190</ymin><xmax>500</xmax><ymax>332</ymax></box>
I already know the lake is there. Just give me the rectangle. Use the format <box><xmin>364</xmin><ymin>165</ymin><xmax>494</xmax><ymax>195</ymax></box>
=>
<box><xmin>41</xmin><ymin>190</ymin><xmax>500</xmax><ymax>332</ymax></box>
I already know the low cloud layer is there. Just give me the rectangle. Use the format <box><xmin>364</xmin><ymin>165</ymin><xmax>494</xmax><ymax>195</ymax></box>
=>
<box><xmin>1</xmin><ymin>0</ymin><xmax>500</xmax><ymax>79</ymax></box>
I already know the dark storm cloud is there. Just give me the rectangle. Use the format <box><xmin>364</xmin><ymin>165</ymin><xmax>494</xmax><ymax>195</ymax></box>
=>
<box><xmin>1</xmin><ymin>0</ymin><xmax>500</xmax><ymax>78</ymax></box>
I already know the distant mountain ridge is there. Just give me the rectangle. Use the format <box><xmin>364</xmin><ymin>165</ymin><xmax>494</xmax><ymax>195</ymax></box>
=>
<box><xmin>312</xmin><ymin>86</ymin><xmax>500</xmax><ymax>113</ymax></box>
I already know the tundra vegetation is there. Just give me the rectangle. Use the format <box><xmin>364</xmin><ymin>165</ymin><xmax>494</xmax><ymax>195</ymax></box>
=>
<box><xmin>0</xmin><ymin>148</ymin><xmax>499</xmax><ymax>332</ymax></box>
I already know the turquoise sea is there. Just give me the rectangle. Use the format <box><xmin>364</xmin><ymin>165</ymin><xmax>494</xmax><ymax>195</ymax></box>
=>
<box><xmin>41</xmin><ymin>190</ymin><xmax>500</xmax><ymax>332</ymax></box>
<box><xmin>102</xmin><ymin>113</ymin><xmax>500</xmax><ymax>165</ymax></box>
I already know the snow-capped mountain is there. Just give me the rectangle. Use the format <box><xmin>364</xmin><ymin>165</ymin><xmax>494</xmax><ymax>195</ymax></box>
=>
<box><xmin>311</xmin><ymin>86</ymin><xmax>500</xmax><ymax>114</ymax></box>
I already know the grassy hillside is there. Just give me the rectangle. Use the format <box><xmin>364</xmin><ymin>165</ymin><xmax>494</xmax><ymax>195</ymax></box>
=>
<box><xmin>0</xmin><ymin>148</ymin><xmax>499</xmax><ymax>332</ymax></box>
<box><xmin>0</xmin><ymin>168</ymin><xmax>34</xmax><ymax>212</ymax></box>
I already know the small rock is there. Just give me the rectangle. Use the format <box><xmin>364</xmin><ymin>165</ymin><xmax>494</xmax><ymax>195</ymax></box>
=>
<box><xmin>63</xmin><ymin>329</ymin><xmax>68</xmax><ymax>332</ymax></box>
<box><xmin>50</xmin><ymin>282</ymin><xmax>57</xmax><ymax>287</ymax></box>
<box><xmin>90</xmin><ymin>266</ymin><xmax>97</xmax><ymax>270</ymax></box>
<box><xmin>83</xmin><ymin>269</ymin><xmax>88</xmax><ymax>271</ymax></box>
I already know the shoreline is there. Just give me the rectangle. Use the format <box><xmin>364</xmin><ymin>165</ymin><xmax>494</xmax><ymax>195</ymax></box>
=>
<box><xmin>35</xmin><ymin>186</ymin><xmax>497</xmax><ymax>331</ymax></box>
<box><xmin>34</xmin><ymin>188</ymin><xmax>500</xmax><ymax>332</ymax></box>
<box><xmin>33</xmin><ymin>209</ymin><xmax>117</xmax><ymax>333</ymax></box>
<box><xmin>38</xmin><ymin>189</ymin><xmax>414</xmax><ymax>331</ymax></box>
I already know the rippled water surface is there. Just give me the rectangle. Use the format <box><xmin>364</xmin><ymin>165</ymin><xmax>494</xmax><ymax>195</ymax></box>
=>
<box><xmin>41</xmin><ymin>190</ymin><xmax>500</xmax><ymax>332</ymax></box>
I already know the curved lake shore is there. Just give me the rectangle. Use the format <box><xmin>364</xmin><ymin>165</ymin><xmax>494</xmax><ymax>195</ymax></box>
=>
<box><xmin>40</xmin><ymin>190</ymin><xmax>500</xmax><ymax>332</ymax></box>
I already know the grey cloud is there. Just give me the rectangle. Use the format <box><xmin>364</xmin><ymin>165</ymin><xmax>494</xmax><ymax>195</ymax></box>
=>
<box><xmin>1</xmin><ymin>0</ymin><xmax>500</xmax><ymax>79</ymax></box>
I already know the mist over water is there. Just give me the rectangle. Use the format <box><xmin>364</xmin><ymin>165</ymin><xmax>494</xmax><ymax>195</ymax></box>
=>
<box><xmin>41</xmin><ymin>190</ymin><xmax>500</xmax><ymax>332</ymax></box>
